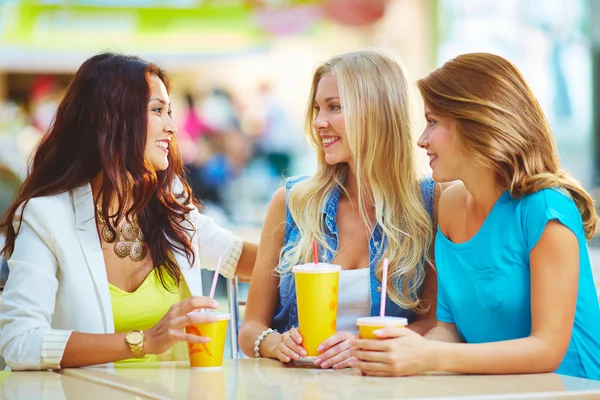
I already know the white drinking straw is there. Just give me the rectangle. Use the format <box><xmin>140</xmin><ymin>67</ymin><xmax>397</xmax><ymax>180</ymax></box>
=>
<box><xmin>208</xmin><ymin>256</ymin><xmax>223</xmax><ymax>300</ymax></box>
<box><xmin>379</xmin><ymin>258</ymin><xmax>389</xmax><ymax>317</ymax></box>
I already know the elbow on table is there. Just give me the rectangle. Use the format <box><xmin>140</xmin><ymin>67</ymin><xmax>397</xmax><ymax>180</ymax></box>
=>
<box><xmin>238</xmin><ymin>323</ymin><xmax>256</xmax><ymax>358</ymax></box>
<box><xmin>1</xmin><ymin>346</ymin><xmax>40</xmax><ymax>371</ymax></box>
<box><xmin>0</xmin><ymin>329</ymin><xmax>49</xmax><ymax>371</ymax></box>
<box><xmin>542</xmin><ymin>351</ymin><xmax>567</xmax><ymax>374</ymax></box>
<box><xmin>530</xmin><ymin>343</ymin><xmax>568</xmax><ymax>374</ymax></box>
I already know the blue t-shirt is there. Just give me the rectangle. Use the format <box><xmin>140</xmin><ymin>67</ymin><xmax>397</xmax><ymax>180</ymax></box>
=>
<box><xmin>435</xmin><ymin>188</ymin><xmax>600</xmax><ymax>380</ymax></box>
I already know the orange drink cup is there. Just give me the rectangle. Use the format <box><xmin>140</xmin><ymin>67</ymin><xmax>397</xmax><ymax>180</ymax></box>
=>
<box><xmin>293</xmin><ymin>263</ymin><xmax>341</xmax><ymax>357</ymax></box>
<box><xmin>356</xmin><ymin>316</ymin><xmax>407</xmax><ymax>339</ymax></box>
<box><xmin>185</xmin><ymin>312</ymin><xmax>230</xmax><ymax>370</ymax></box>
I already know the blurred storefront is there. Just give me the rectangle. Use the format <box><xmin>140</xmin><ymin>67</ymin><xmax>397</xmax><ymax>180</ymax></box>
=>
<box><xmin>0</xmin><ymin>0</ymin><xmax>435</xmax><ymax>227</ymax></box>
<box><xmin>0</xmin><ymin>0</ymin><xmax>597</xmax><ymax>228</ymax></box>
<box><xmin>437</xmin><ymin>0</ymin><xmax>593</xmax><ymax>189</ymax></box>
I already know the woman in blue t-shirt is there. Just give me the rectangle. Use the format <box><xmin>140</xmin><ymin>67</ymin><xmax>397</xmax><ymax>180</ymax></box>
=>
<box><xmin>351</xmin><ymin>52</ymin><xmax>600</xmax><ymax>380</ymax></box>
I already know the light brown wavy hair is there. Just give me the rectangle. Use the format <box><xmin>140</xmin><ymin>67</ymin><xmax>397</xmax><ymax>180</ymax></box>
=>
<box><xmin>418</xmin><ymin>52</ymin><xmax>596</xmax><ymax>238</ymax></box>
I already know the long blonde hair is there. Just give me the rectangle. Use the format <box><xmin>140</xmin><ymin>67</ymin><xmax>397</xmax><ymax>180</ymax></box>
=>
<box><xmin>279</xmin><ymin>49</ymin><xmax>433</xmax><ymax>311</ymax></box>
<box><xmin>418</xmin><ymin>52</ymin><xmax>597</xmax><ymax>238</ymax></box>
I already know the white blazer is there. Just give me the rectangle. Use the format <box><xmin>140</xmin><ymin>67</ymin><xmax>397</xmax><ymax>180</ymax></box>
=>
<box><xmin>0</xmin><ymin>183</ymin><xmax>242</xmax><ymax>371</ymax></box>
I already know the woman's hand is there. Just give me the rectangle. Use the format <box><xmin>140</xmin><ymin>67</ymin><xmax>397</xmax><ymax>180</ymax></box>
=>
<box><xmin>314</xmin><ymin>331</ymin><xmax>356</xmax><ymax>369</ymax></box>
<box><xmin>144</xmin><ymin>296</ymin><xmax>219</xmax><ymax>355</ymax></box>
<box><xmin>351</xmin><ymin>327</ymin><xmax>438</xmax><ymax>376</ymax></box>
<box><xmin>272</xmin><ymin>327</ymin><xmax>307</xmax><ymax>363</ymax></box>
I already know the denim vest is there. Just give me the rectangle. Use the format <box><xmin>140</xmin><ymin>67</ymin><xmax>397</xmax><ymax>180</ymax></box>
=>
<box><xmin>271</xmin><ymin>175</ymin><xmax>435</xmax><ymax>333</ymax></box>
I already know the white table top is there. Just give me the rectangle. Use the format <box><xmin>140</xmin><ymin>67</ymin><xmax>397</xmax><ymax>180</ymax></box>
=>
<box><xmin>55</xmin><ymin>359</ymin><xmax>600</xmax><ymax>400</ymax></box>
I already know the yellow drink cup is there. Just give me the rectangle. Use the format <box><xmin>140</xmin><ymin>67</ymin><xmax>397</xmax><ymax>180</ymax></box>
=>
<box><xmin>185</xmin><ymin>312</ymin><xmax>230</xmax><ymax>370</ymax></box>
<box><xmin>293</xmin><ymin>263</ymin><xmax>341</xmax><ymax>357</ymax></box>
<box><xmin>356</xmin><ymin>316</ymin><xmax>407</xmax><ymax>339</ymax></box>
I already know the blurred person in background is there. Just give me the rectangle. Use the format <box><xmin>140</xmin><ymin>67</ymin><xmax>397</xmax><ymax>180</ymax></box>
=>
<box><xmin>254</xmin><ymin>82</ymin><xmax>299</xmax><ymax>179</ymax></box>
<box><xmin>240</xmin><ymin>49</ymin><xmax>443</xmax><ymax>369</ymax></box>
<box><xmin>0</xmin><ymin>165</ymin><xmax>20</xmax><ymax>290</ymax></box>
<box><xmin>183</xmin><ymin>90</ymin><xmax>252</xmax><ymax>216</ymax></box>
<box><xmin>29</xmin><ymin>75</ymin><xmax>61</xmax><ymax>135</ymax></box>
<box><xmin>352</xmin><ymin>53</ymin><xmax>600</xmax><ymax>380</ymax></box>
<box><xmin>0</xmin><ymin>53</ymin><xmax>257</xmax><ymax>371</ymax></box>
<box><xmin>200</xmin><ymin>87</ymin><xmax>241</xmax><ymax>135</ymax></box>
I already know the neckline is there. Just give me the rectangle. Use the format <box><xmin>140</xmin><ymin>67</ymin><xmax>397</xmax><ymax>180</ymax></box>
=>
<box><xmin>437</xmin><ymin>190</ymin><xmax>511</xmax><ymax>250</ymax></box>
<box><xmin>109</xmin><ymin>270</ymin><xmax>157</xmax><ymax>295</ymax></box>
<box><xmin>339</xmin><ymin>267</ymin><xmax>370</xmax><ymax>276</ymax></box>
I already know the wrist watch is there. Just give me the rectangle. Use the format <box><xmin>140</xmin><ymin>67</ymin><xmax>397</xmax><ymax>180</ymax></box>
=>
<box><xmin>125</xmin><ymin>330</ymin><xmax>145</xmax><ymax>358</ymax></box>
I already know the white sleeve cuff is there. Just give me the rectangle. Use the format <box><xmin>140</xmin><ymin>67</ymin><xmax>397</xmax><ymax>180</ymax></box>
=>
<box><xmin>217</xmin><ymin>237</ymin><xmax>242</xmax><ymax>280</ymax></box>
<box><xmin>40</xmin><ymin>330</ymin><xmax>73</xmax><ymax>370</ymax></box>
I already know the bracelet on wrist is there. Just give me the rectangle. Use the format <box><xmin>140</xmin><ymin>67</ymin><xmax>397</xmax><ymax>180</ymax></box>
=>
<box><xmin>254</xmin><ymin>328</ymin><xmax>278</xmax><ymax>358</ymax></box>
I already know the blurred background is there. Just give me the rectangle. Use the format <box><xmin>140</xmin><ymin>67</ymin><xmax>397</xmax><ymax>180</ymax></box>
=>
<box><xmin>0</xmin><ymin>0</ymin><xmax>599</xmax><ymax>292</ymax></box>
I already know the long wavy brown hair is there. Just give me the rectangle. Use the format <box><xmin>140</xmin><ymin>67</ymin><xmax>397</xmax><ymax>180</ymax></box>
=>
<box><xmin>1</xmin><ymin>52</ymin><xmax>200</xmax><ymax>287</ymax></box>
<box><xmin>418</xmin><ymin>52</ymin><xmax>597</xmax><ymax>238</ymax></box>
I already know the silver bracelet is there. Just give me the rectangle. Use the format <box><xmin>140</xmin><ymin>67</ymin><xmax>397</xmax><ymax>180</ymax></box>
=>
<box><xmin>254</xmin><ymin>328</ymin><xmax>278</xmax><ymax>358</ymax></box>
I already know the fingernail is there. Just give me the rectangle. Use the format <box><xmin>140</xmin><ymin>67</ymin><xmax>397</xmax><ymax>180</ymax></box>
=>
<box><xmin>317</xmin><ymin>345</ymin><xmax>323</xmax><ymax>351</ymax></box>
<box><xmin>321</xmin><ymin>362</ymin><xmax>329</xmax><ymax>368</ymax></box>
<box><xmin>293</xmin><ymin>354</ymin><xmax>299</xmax><ymax>360</ymax></box>
<box><xmin>301</xmin><ymin>350</ymin><xmax>307</xmax><ymax>356</ymax></box>
<box><xmin>314</xmin><ymin>358</ymin><xmax>321</xmax><ymax>365</ymax></box>
<box><xmin>373</xmin><ymin>329</ymin><xmax>382</xmax><ymax>336</ymax></box>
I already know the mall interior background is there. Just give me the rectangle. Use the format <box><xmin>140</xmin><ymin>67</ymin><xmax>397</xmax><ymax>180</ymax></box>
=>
<box><xmin>0</xmin><ymin>0</ymin><xmax>598</xmax><ymax>297</ymax></box>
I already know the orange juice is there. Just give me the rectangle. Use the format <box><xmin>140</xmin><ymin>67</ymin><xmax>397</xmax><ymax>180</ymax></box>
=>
<box><xmin>185</xmin><ymin>312</ymin><xmax>230</xmax><ymax>370</ymax></box>
<box><xmin>356</xmin><ymin>316</ymin><xmax>407</xmax><ymax>339</ymax></box>
<box><xmin>293</xmin><ymin>263</ymin><xmax>341</xmax><ymax>357</ymax></box>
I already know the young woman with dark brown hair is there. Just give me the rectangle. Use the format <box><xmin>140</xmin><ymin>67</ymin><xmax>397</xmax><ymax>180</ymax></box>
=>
<box><xmin>0</xmin><ymin>53</ymin><xmax>257</xmax><ymax>370</ymax></box>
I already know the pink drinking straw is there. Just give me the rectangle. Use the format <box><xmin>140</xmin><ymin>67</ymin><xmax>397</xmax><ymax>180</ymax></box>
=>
<box><xmin>208</xmin><ymin>256</ymin><xmax>223</xmax><ymax>300</ymax></box>
<box><xmin>312</xmin><ymin>240</ymin><xmax>319</xmax><ymax>265</ymax></box>
<box><xmin>379</xmin><ymin>258</ymin><xmax>389</xmax><ymax>317</ymax></box>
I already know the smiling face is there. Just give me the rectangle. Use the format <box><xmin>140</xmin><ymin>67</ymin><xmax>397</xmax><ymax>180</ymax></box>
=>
<box><xmin>144</xmin><ymin>74</ymin><xmax>177</xmax><ymax>171</ymax></box>
<box><xmin>417</xmin><ymin>106</ymin><xmax>463</xmax><ymax>182</ymax></box>
<box><xmin>312</xmin><ymin>73</ymin><xmax>352</xmax><ymax>166</ymax></box>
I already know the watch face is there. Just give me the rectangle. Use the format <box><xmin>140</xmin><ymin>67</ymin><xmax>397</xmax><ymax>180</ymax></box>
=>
<box><xmin>127</xmin><ymin>331</ymin><xmax>144</xmax><ymax>345</ymax></box>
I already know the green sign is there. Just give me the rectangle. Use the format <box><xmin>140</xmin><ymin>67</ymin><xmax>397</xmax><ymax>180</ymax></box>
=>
<box><xmin>0</xmin><ymin>0</ymin><xmax>272</xmax><ymax>53</ymax></box>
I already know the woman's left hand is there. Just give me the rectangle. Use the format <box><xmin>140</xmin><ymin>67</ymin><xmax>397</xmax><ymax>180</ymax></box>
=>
<box><xmin>350</xmin><ymin>327</ymin><xmax>438</xmax><ymax>376</ymax></box>
<box><xmin>314</xmin><ymin>331</ymin><xmax>356</xmax><ymax>369</ymax></box>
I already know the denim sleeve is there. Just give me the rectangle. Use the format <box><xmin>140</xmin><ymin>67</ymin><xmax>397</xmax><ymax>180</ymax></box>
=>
<box><xmin>419</xmin><ymin>176</ymin><xmax>435</xmax><ymax>221</ymax></box>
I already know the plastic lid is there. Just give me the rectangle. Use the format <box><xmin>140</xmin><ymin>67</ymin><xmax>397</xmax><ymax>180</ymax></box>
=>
<box><xmin>356</xmin><ymin>316</ymin><xmax>408</xmax><ymax>327</ymax></box>
<box><xmin>292</xmin><ymin>263</ymin><xmax>342</xmax><ymax>273</ymax></box>
<box><xmin>188</xmin><ymin>311</ymin><xmax>231</xmax><ymax>321</ymax></box>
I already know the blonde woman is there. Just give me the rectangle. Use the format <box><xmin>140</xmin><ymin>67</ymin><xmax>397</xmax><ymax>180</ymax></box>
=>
<box><xmin>239</xmin><ymin>50</ymin><xmax>441</xmax><ymax>369</ymax></box>
<box><xmin>352</xmin><ymin>53</ymin><xmax>600</xmax><ymax>380</ymax></box>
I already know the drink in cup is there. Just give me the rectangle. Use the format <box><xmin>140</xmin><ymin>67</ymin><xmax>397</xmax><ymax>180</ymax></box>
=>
<box><xmin>293</xmin><ymin>263</ymin><xmax>341</xmax><ymax>357</ymax></box>
<box><xmin>186</xmin><ymin>312</ymin><xmax>230</xmax><ymax>370</ymax></box>
<box><xmin>356</xmin><ymin>316</ymin><xmax>407</xmax><ymax>339</ymax></box>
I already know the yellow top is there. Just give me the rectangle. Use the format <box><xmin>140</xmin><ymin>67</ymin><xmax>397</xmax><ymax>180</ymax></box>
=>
<box><xmin>109</xmin><ymin>268</ymin><xmax>181</xmax><ymax>363</ymax></box>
